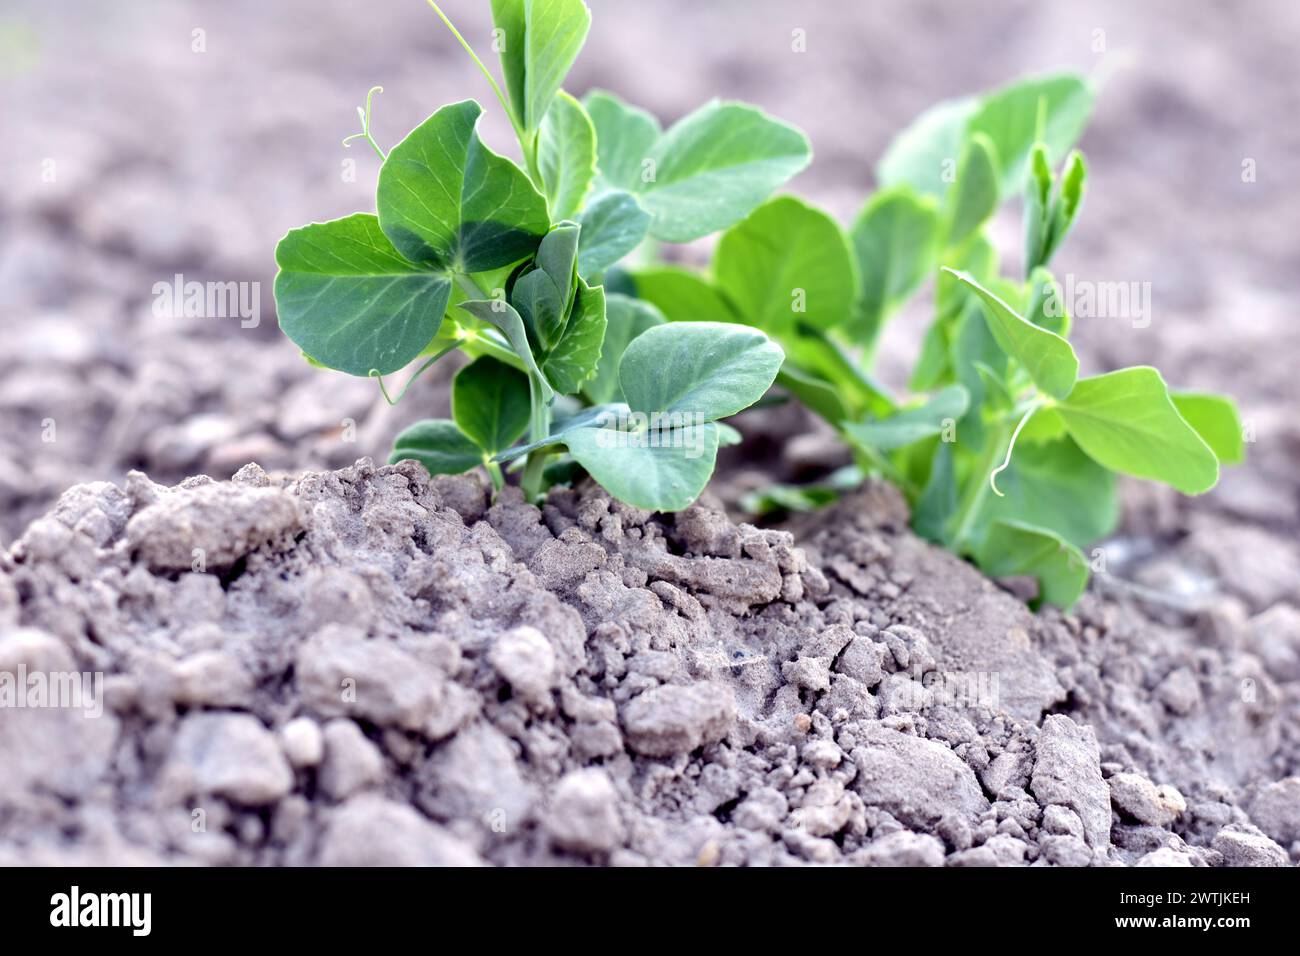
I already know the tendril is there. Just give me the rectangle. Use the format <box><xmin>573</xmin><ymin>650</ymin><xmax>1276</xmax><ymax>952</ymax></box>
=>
<box><xmin>342</xmin><ymin>85</ymin><xmax>386</xmax><ymax>160</ymax></box>
<box><xmin>368</xmin><ymin>341</ymin><xmax>459</xmax><ymax>406</ymax></box>
<box><xmin>990</xmin><ymin>403</ymin><xmax>1043</xmax><ymax>497</ymax></box>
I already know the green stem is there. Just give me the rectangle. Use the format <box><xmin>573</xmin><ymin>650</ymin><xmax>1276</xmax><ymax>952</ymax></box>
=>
<box><xmin>521</xmin><ymin>373</ymin><xmax>552</xmax><ymax>501</ymax></box>
<box><xmin>486</xmin><ymin>461</ymin><xmax>505</xmax><ymax>492</ymax></box>
<box><xmin>426</xmin><ymin>1</ymin><xmax>530</xmax><ymax>153</ymax></box>
<box><xmin>949</xmin><ymin>421</ymin><xmax>1013</xmax><ymax>552</ymax></box>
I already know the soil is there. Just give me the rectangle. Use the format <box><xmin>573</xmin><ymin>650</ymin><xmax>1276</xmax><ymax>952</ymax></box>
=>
<box><xmin>0</xmin><ymin>460</ymin><xmax>1296</xmax><ymax>866</ymax></box>
<box><xmin>1</xmin><ymin>0</ymin><xmax>1298</xmax><ymax>866</ymax></box>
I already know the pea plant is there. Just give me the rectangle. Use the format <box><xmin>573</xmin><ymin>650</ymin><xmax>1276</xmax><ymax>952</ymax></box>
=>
<box><xmin>274</xmin><ymin>2</ymin><xmax>1242</xmax><ymax>609</ymax></box>
<box><xmin>274</xmin><ymin>0</ymin><xmax>796</xmax><ymax>510</ymax></box>
<box><xmin>622</xmin><ymin>73</ymin><xmax>1242</xmax><ymax>607</ymax></box>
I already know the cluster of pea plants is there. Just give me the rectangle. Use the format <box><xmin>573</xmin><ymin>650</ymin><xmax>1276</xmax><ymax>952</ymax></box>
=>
<box><xmin>623</xmin><ymin>73</ymin><xmax>1242</xmax><ymax>608</ymax></box>
<box><xmin>274</xmin><ymin>1</ymin><xmax>1242</xmax><ymax>610</ymax></box>
<box><xmin>274</xmin><ymin>0</ymin><xmax>800</xmax><ymax>511</ymax></box>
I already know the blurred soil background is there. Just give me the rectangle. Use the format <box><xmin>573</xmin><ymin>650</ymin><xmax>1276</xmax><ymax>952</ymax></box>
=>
<box><xmin>1</xmin><ymin>0</ymin><xmax>1297</xmax><ymax>611</ymax></box>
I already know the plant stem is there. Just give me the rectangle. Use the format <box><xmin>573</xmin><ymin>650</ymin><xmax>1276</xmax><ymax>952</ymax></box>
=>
<box><xmin>425</xmin><ymin>1</ymin><xmax>530</xmax><ymax>152</ymax></box>
<box><xmin>486</xmin><ymin>461</ymin><xmax>505</xmax><ymax>492</ymax></box>
<box><xmin>521</xmin><ymin>372</ymin><xmax>552</xmax><ymax>501</ymax></box>
<box><xmin>949</xmin><ymin>421</ymin><xmax>1013</xmax><ymax>553</ymax></box>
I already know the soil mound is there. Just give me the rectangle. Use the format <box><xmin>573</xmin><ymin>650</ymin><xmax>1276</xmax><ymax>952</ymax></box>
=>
<box><xmin>1</xmin><ymin>459</ymin><xmax>1295</xmax><ymax>866</ymax></box>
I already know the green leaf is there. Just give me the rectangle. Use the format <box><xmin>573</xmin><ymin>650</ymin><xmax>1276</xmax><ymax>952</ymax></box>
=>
<box><xmin>513</xmin><ymin>223</ymin><xmax>580</xmax><ymax>350</ymax></box>
<box><xmin>1022</xmin><ymin>145</ymin><xmax>1053</xmax><ymax>276</ymax></box>
<box><xmin>913</xmin><ymin>440</ymin><xmax>957</xmax><ymax>544</ymax></box>
<box><xmin>977</xmin><ymin>518</ymin><xmax>1089</xmax><ymax>609</ymax></box>
<box><xmin>390</xmin><ymin>419</ymin><xmax>484</xmax><ymax>476</ymax></box>
<box><xmin>629</xmin><ymin>266</ymin><xmax>740</xmax><ymax>324</ymax></box>
<box><xmin>538</xmin><ymin>91</ymin><xmax>595</xmax><ymax>220</ymax></box>
<box><xmin>777</xmin><ymin>365</ymin><xmax>848</xmax><ymax>427</ymax></box>
<box><xmin>458</xmin><ymin>298</ymin><xmax>555</xmax><ymax>404</ymax></box>
<box><xmin>576</xmin><ymin>190</ymin><xmax>650</xmax><ymax>275</ymax></box>
<box><xmin>1026</xmin><ymin>266</ymin><xmax>1070</xmax><ymax>337</ymax></box>
<box><xmin>494</xmin><ymin>401</ymin><xmax>628</xmax><ymax>463</ymax></box>
<box><xmin>944</xmin><ymin>132</ymin><xmax>1000</xmax><ymax>247</ymax></box>
<box><xmin>968</xmin><ymin>73</ymin><xmax>1093</xmax><ymax>198</ymax></box>
<box><xmin>584</xmin><ymin>293</ymin><xmax>664</xmax><ymax>405</ymax></box>
<box><xmin>876</xmin><ymin>96</ymin><xmax>978</xmax><ymax>199</ymax></box>
<box><xmin>977</xmin><ymin>435</ymin><xmax>1118</xmax><ymax>549</ymax></box>
<box><xmin>585</xmin><ymin>90</ymin><xmax>662</xmax><ymax>194</ymax></box>
<box><xmin>563</xmin><ymin>420</ymin><xmax>720</xmax><ymax>511</ymax></box>
<box><xmin>274</xmin><ymin>213</ymin><xmax>452</xmax><ymax>376</ymax></box>
<box><xmin>714</xmin><ymin>196</ymin><xmax>858</xmax><ymax>335</ymax></box>
<box><xmin>376</xmin><ymin>100</ymin><xmax>549</xmax><ymax>272</ymax></box>
<box><xmin>1057</xmin><ymin>366</ymin><xmax>1220</xmax><ymax>494</ymax></box>
<box><xmin>943</xmin><ymin>268</ymin><xmax>1078</xmax><ymax>400</ymax></box>
<box><xmin>1171</xmin><ymin>392</ymin><xmax>1245</xmax><ymax>466</ymax></box>
<box><xmin>842</xmin><ymin>385</ymin><xmax>968</xmax><ymax>452</ymax></box>
<box><xmin>849</xmin><ymin>186</ymin><xmax>941</xmax><ymax>345</ymax></box>
<box><xmin>590</xmin><ymin>95</ymin><xmax>812</xmax><ymax>243</ymax></box>
<box><xmin>911</xmin><ymin>236</ymin><xmax>999</xmax><ymax>392</ymax></box>
<box><xmin>783</xmin><ymin>323</ymin><xmax>897</xmax><ymax>420</ymax></box>
<box><xmin>1025</xmin><ymin>149</ymin><xmax>1087</xmax><ymax>277</ymax></box>
<box><xmin>490</xmin><ymin>0</ymin><xmax>592</xmax><ymax>133</ymax></box>
<box><xmin>542</xmin><ymin>277</ymin><xmax>607</xmax><ymax>394</ymax></box>
<box><xmin>535</xmin><ymin>222</ymin><xmax>579</xmax><ymax>308</ymax></box>
<box><xmin>617</xmin><ymin>322</ymin><xmax>784</xmax><ymax>421</ymax></box>
<box><xmin>452</xmin><ymin>356</ymin><xmax>530</xmax><ymax>455</ymax></box>
<box><xmin>512</xmin><ymin>268</ymin><xmax>564</xmax><ymax>350</ymax></box>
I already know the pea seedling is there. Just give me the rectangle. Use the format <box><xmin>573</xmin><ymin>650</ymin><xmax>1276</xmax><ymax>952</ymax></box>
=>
<box><xmin>274</xmin><ymin>4</ymin><xmax>1242</xmax><ymax>609</ymax></box>
<box><xmin>623</xmin><ymin>73</ymin><xmax>1242</xmax><ymax>607</ymax></box>
<box><xmin>274</xmin><ymin>0</ymin><xmax>797</xmax><ymax>509</ymax></box>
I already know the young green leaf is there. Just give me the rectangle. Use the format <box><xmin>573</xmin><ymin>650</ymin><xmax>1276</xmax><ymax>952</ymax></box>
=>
<box><xmin>943</xmin><ymin>268</ymin><xmax>1078</xmax><ymax>400</ymax></box>
<box><xmin>512</xmin><ymin>268</ymin><xmax>565</xmax><ymax>350</ymax></box>
<box><xmin>1047</xmin><ymin>150</ymin><xmax>1087</xmax><ymax>264</ymax></box>
<box><xmin>538</xmin><ymin>91</ymin><xmax>596</xmax><ymax>220</ymax></box>
<box><xmin>584</xmin><ymin>293</ymin><xmax>665</xmax><ymax>405</ymax></box>
<box><xmin>588</xmin><ymin>94</ymin><xmax>812</xmax><ymax>243</ymax></box>
<box><xmin>944</xmin><ymin>132</ymin><xmax>1001</xmax><ymax>248</ymax></box>
<box><xmin>458</xmin><ymin>298</ymin><xmax>555</xmax><ymax>404</ymax></box>
<box><xmin>1026</xmin><ymin>266</ymin><xmax>1070</xmax><ymax>337</ymax></box>
<box><xmin>452</xmin><ymin>356</ymin><xmax>530</xmax><ymax>455</ymax></box>
<box><xmin>1022</xmin><ymin>145</ymin><xmax>1053</xmax><ymax>276</ymax></box>
<box><xmin>974</xmin><ymin>436</ymin><xmax>1118</xmax><ymax>549</ymax></box>
<box><xmin>913</xmin><ymin>439</ymin><xmax>957</xmax><ymax>544</ymax></box>
<box><xmin>390</xmin><ymin>419</ymin><xmax>485</xmax><ymax>475</ymax></box>
<box><xmin>1171</xmin><ymin>392</ymin><xmax>1245</xmax><ymax>465</ymax></box>
<box><xmin>576</xmin><ymin>190</ymin><xmax>650</xmax><ymax>275</ymax></box>
<box><xmin>535</xmin><ymin>222</ymin><xmax>579</xmax><ymax>308</ymax></box>
<box><xmin>876</xmin><ymin>96</ymin><xmax>978</xmax><ymax>199</ymax></box>
<box><xmin>783</xmin><ymin>323</ymin><xmax>897</xmax><ymax>420</ymax></box>
<box><xmin>843</xmin><ymin>385</ymin><xmax>969</xmax><ymax>452</ymax></box>
<box><xmin>1056</xmin><ymin>366</ymin><xmax>1220</xmax><ymax>494</ymax></box>
<box><xmin>541</xmin><ymin>277</ymin><xmax>607</xmax><ymax>394</ymax></box>
<box><xmin>490</xmin><ymin>0</ymin><xmax>592</xmax><ymax>133</ymax></box>
<box><xmin>629</xmin><ymin>266</ymin><xmax>741</xmax><ymax>324</ymax></box>
<box><xmin>618</xmin><ymin>322</ymin><xmax>784</xmax><ymax>422</ymax></box>
<box><xmin>376</xmin><ymin>100</ymin><xmax>549</xmax><ymax>272</ymax></box>
<box><xmin>968</xmin><ymin>73</ymin><xmax>1093</xmax><ymax>198</ymax></box>
<box><xmin>563</xmin><ymin>420</ymin><xmax>721</xmax><ymax>511</ymax></box>
<box><xmin>777</xmin><ymin>364</ymin><xmax>849</xmax><ymax>427</ymax></box>
<box><xmin>849</xmin><ymin>186</ymin><xmax>941</xmax><ymax>345</ymax></box>
<box><xmin>274</xmin><ymin>213</ymin><xmax>452</xmax><ymax>376</ymax></box>
<box><xmin>977</xmin><ymin>518</ymin><xmax>1089</xmax><ymax>609</ymax></box>
<box><xmin>714</xmin><ymin>196</ymin><xmax>858</xmax><ymax>335</ymax></box>
<box><xmin>584</xmin><ymin>90</ymin><xmax>663</xmax><ymax>193</ymax></box>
